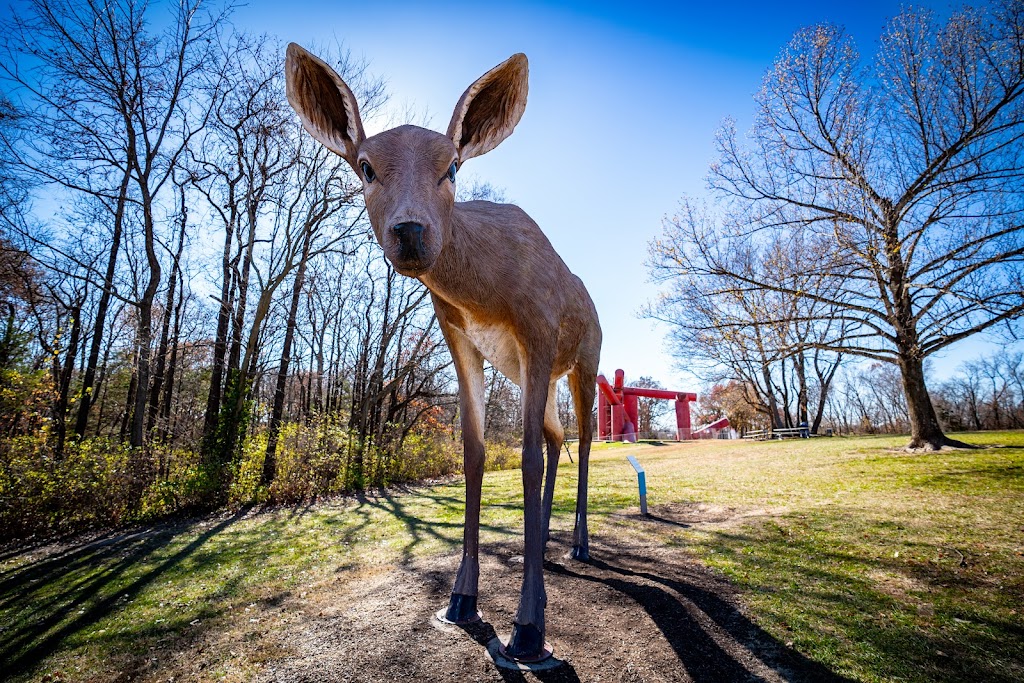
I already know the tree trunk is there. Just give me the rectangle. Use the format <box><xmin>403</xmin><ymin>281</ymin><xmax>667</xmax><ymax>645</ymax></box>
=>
<box><xmin>811</xmin><ymin>349</ymin><xmax>840</xmax><ymax>435</ymax></box>
<box><xmin>263</xmin><ymin>235</ymin><xmax>312</xmax><ymax>486</ymax></box>
<box><xmin>759</xmin><ymin>365</ymin><xmax>783</xmax><ymax>429</ymax></box>
<box><xmin>120</xmin><ymin>360</ymin><xmax>137</xmax><ymax>441</ymax></box>
<box><xmin>227</xmin><ymin>209</ymin><xmax>258</xmax><ymax>378</ymax></box>
<box><xmin>147</xmin><ymin>204</ymin><xmax>186</xmax><ymax>437</ymax></box>
<box><xmin>93</xmin><ymin>340</ymin><xmax>113</xmax><ymax>437</ymax></box>
<box><xmin>202</xmin><ymin>217</ymin><xmax>235</xmax><ymax>447</ymax></box>
<box><xmin>158</xmin><ymin>267</ymin><xmax>185</xmax><ymax>445</ymax></box>
<box><xmin>794</xmin><ymin>350</ymin><xmax>808</xmax><ymax>427</ymax></box>
<box><xmin>74</xmin><ymin>172</ymin><xmax>130</xmax><ymax>437</ymax></box>
<box><xmin>313</xmin><ymin>342</ymin><xmax>324</xmax><ymax>417</ymax></box>
<box><xmin>900</xmin><ymin>354</ymin><xmax>966</xmax><ymax>449</ymax></box>
<box><xmin>130</xmin><ymin>185</ymin><xmax>162</xmax><ymax>449</ymax></box>
<box><xmin>779</xmin><ymin>357</ymin><xmax>793</xmax><ymax>428</ymax></box>
<box><xmin>53</xmin><ymin>303</ymin><xmax>82</xmax><ymax>458</ymax></box>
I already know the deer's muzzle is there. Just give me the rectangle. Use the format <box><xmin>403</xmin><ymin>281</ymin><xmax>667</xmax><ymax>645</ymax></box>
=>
<box><xmin>392</xmin><ymin>222</ymin><xmax>427</xmax><ymax>265</ymax></box>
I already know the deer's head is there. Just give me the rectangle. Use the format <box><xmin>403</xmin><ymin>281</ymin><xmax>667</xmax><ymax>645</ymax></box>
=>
<box><xmin>285</xmin><ymin>44</ymin><xmax>528</xmax><ymax>277</ymax></box>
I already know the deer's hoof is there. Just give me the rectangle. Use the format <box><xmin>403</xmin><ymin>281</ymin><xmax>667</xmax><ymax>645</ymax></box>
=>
<box><xmin>442</xmin><ymin>593</ymin><xmax>480</xmax><ymax>624</ymax></box>
<box><xmin>502</xmin><ymin>623</ymin><xmax>552</xmax><ymax>662</ymax></box>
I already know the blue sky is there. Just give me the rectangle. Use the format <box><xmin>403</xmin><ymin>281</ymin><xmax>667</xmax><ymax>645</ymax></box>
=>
<box><xmin>233</xmin><ymin>0</ymin><xmax>1001</xmax><ymax>392</ymax></box>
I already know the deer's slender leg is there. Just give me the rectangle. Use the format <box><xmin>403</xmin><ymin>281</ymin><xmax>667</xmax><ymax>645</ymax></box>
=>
<box><xmin>505</xmin><ymin>353</ymin><xmax>554</xmax><ymax>660</ymax></box>
<box><xmin>542</xmin><ymin>379</ymin><xmax>563</xmax><ymax>547</ymax></box>
<box><xmin>440</xmin><ymin>322</ymin><xmax>487</xmax><ymax>623</ymax></box>
<box><xmin>568</xmin><ymin>363</ymin><xmax>597</xmax><ymax>561</ymax></box>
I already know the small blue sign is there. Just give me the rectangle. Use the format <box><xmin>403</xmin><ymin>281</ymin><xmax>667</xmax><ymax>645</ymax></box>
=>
<box><xmin>626</xmin><ymin>455</ymin><xmax>648</xmax><ymax>515</ymax></box>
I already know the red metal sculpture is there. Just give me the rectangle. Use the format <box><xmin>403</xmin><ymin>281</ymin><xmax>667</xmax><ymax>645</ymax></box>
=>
<box><xmin>597</xmin><ymin>369</ymin><xmax>698</xmax><ymax>441</ymax></box>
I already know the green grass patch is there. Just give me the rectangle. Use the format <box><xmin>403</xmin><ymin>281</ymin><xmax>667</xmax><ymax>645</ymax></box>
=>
<box><xmin>1</xmin><ymin>433</ymin><xmax>1022</xmax><ymax>681</ymax></box>
<box><xmin>632</xmin><ymin>434</ymin><xmax>1024</xmax><ymax>683</ymax></box>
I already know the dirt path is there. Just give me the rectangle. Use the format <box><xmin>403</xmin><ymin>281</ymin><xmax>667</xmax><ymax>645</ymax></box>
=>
<box><xmin>251</xmin><ymin>534</ymin><xmax>851</xmax><ymax>683</ymax></box>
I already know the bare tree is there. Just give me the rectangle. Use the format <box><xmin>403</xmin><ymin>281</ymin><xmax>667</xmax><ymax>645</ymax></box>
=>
<box><xmin>341</xmin><ymin>250</ymin><xmax>448</xmax><ymax>487</ymax></box>
<box><xmin>654</xmin><ymin>2</ymin><xmax>1024</xmax><ymax>449</ymax></box>
<box><xmin>649</xmin><ymin>215</ymin><xmax>846</xmax><ymax>432</ymax></box>
<box><xmin>186</xmin><ymin>38</ymin><xmax>385</xmax><ymax>484</ymax></box>
<box><xmin>554</xmin><ymin>379</ymin><xmax>579</xmax><ymax>440</ymax></box>
<box><xmin>259</xmin><ymin>140</ymin><xmax>363</xmax><ymax>485</ymax></box>
<box><xmin>189</xmin><ymin>34</ymin><xmax>296</xmax><ymax>463</ymax></box>
<box><xmin>484</xmin><ymin>367</ymin><xmax>522</xmax><ymax>444</ymax></box>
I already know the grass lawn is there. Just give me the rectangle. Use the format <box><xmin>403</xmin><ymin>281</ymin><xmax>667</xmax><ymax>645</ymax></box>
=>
<box><xmin>1</xmin><ymin>432</ymin><xmax>1022</xmax><ymax>681</ymax></box>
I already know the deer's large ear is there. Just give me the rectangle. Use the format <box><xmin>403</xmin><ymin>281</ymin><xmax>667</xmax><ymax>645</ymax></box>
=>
<box><xmin>447</xmin><ymin>54</ymin><xmax>528</xmax><ymax>162</ymax></box>
<box><xmin>285</xmin><ymin>43</ymin><xmax>365</xmax><ymax>168</ymax></box>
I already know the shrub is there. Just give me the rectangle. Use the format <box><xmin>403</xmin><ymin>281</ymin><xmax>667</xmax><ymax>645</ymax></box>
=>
<box><xmin>392</xmin><ymin>432</ymin><xmax>461</xmax><ymax>482</ymax></box>
<box><xmin>0</xmin><ymin>433</ymin><xmax>223</xmax><ymax>543</ymax></box>
<box><xmin>0</xmin><ymin>435</ymin><xmax>140</xmax><ymax>541</ymax></box>
<box><xmin>140</xmin><ymin>446</ymin><xmax>216</xmax><ymax>518</ymax></box>
<box><xmin>268</xmin><ymin>421</ymin><xmax>350</xmax><ymax>502</ymax></box>
<box><xmin>0</xmin><ymin>365</ymin><xmax>52</xmax><ymax>437</ymax></box>
<box><xmin>228</xmin><ymin>419</ymin><xmax>469</xmax><ymax>505</ymax></box>
<box><xmin>484</xmin><ymin>441</ymin><xmax>521</xmax><ymax>472</ymax></box>
<box><xmin>227</xmin><ymin>431</ymin><xmax>269</xmax><ymax>505</ymax></box>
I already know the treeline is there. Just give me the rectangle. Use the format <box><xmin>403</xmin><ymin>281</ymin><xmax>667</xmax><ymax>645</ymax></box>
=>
<box><xmin>695</xmin><ymin>350</ymin><xmax>1024</xmax><ymax>437</ymax></box>
<box><xmin>831</xmin><ymin>352</ymin><xmax>1024</xmax><ymax>435</ymax></box>
<box><xmin>934</xmin><ymin>353</ymin><xmax>1024</xmax><ymax>433</ymax></box>
<box><xmin>0</xmin><ymin>0</ymin><xmax>523</xmax><ymax>542</ymax></box>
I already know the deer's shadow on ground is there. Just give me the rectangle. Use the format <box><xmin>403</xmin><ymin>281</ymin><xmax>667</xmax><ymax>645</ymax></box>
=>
<box><xmin>535</xmin><ymin>540</ymin><xmax>855</xmax><ymax>683</ymax></box>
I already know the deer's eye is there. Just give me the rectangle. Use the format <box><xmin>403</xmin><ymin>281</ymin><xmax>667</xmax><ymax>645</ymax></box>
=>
<box><xmin>446</xmin><ymin>161</ymin><xmax>457</xmax><ymax>183</ymax></box>
<box><xmin>360</xmin><ymin>161</ymin><xmax>376</xmax><ymax>183</ymax></box>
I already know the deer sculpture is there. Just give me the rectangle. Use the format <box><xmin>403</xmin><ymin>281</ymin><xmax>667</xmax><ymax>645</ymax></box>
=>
<box><xmin>285</xmin><ymin>44</ymin><xmax>601</xmax><ymax>662</ymax></box>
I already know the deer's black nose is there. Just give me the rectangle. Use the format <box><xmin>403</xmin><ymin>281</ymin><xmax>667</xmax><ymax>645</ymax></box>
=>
<box><xmin>392</xmin><ymin>222</ymin><xmax>426</xmax><ymax>261</ymax></box>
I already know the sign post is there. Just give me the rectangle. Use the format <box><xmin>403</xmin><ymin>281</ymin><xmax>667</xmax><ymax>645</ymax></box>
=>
<box><xmin>626</xmin><ymin>455</ymin><xmax>648</xmax><ymax>516</ymax></box>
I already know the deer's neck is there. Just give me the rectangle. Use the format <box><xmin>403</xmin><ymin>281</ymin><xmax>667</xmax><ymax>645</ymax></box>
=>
<box><xmin>419</xmin><ymin>204</ymin><xmax>499</xmax><ymax>318</ymax></box>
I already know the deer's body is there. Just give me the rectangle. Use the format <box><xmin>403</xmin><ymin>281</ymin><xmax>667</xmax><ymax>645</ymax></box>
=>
<box><xmin>285</xmin><ymin>46</ymin><xmax>600</xmax><ymax>662</ymax></box>
<box><xmin>426</xmin><ymin>200</ymin><xmax>597</xmax><ymax>384</ymax></box>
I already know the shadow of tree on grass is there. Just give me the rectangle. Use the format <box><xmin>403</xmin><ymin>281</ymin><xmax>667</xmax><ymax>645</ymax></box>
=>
<box><xmin>0</xmin><ymin>507</ymin><xmax>250</xmax><ymax>679</ymax></box>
